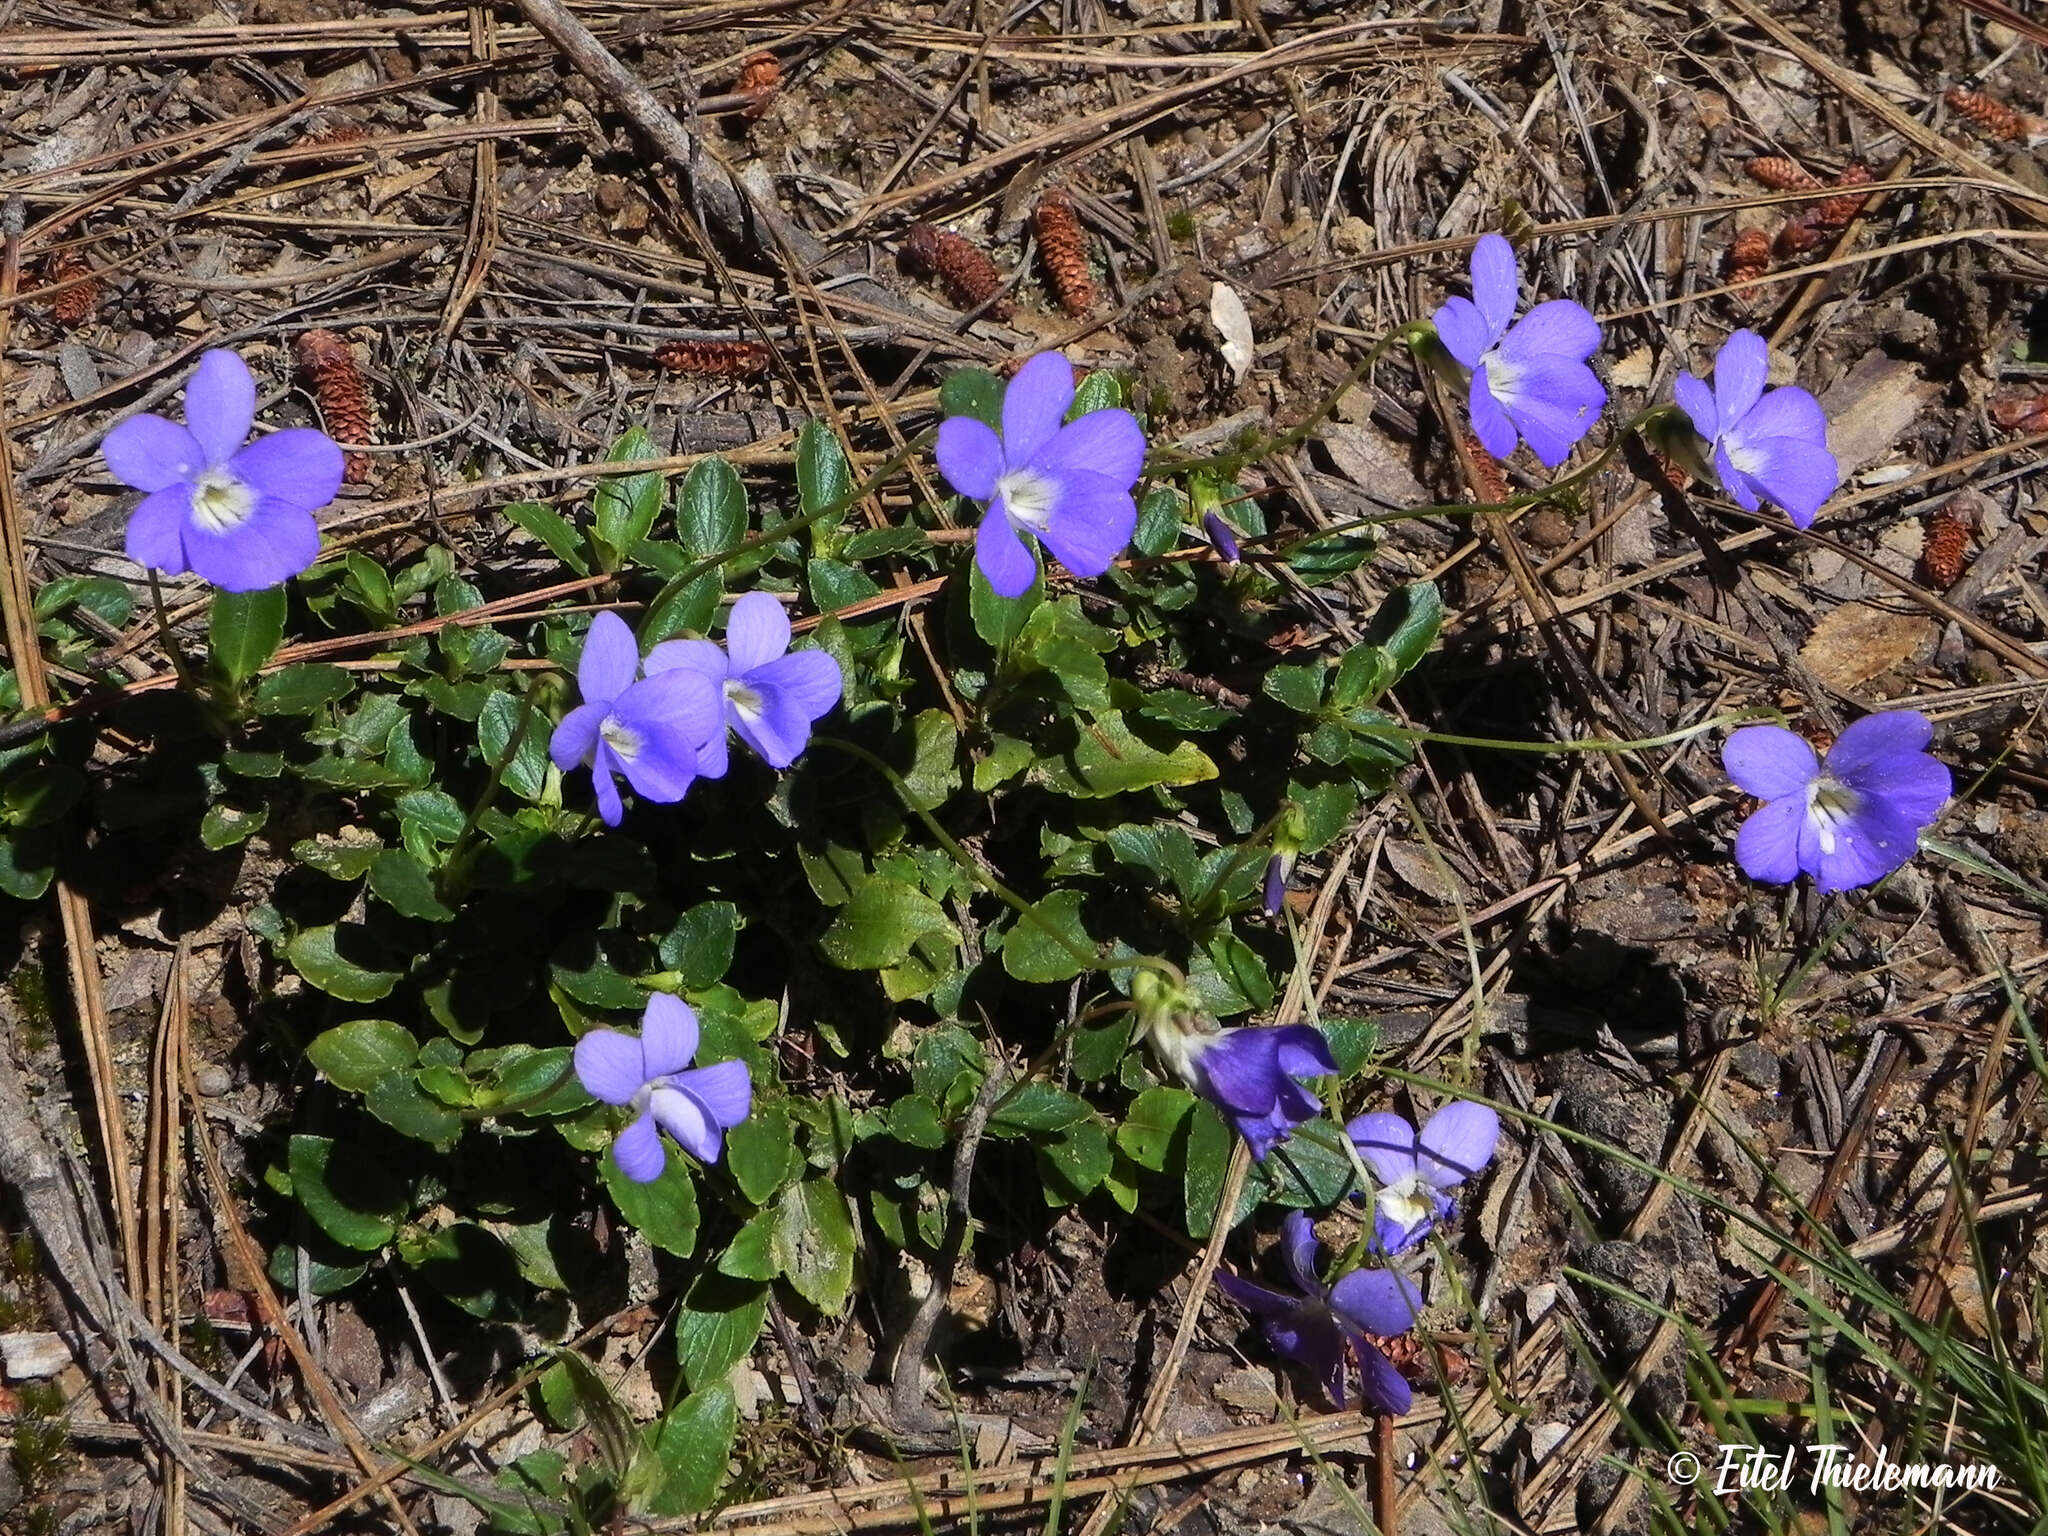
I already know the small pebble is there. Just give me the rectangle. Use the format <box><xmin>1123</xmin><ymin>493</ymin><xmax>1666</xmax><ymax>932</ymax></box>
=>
<box><xmin>193</xmin><ymin>1062</ymin><xmax>233</xmax><ymax>1097</ymax></box>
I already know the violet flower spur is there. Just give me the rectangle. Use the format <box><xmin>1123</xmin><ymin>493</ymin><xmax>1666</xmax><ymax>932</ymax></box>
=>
<box><xmin>101</xmin><ymin>349</ymin><xmax>344</xmax><ymax>592</ymax></box>
<box><xmin>548</xmin><ymin>611</ymin><xmax>720</xmax><ymax>827</ymax></box>
<box><xmin>574</xmin><ymin>994</ymin><xmax>753</xmax><ymax>1183</ymax></box>
<box><xmin>1133</xmin><ymin>973</ymin><xmax>1337</xmax><ymax>1161</ymax></box>
<box><xmin>1348</xmin><ymin>1101</ymin><xmax>1500</xmax><ymax>1255</ymax></box>
<box><xmin>1430</xmin><ymin>233</ymin><xmax>1605</xmax><ymax>469</ymax></box>
<box><xmin>934</xmin><ymin>352</ymin><xmax>1146</xmax><ymax>598</ymax></box>
<box><xmin>1722</xmin><ymin>711</ymin><xmax>1950</xmax><ymax>893</ymax></box>
<box><xmin>1672</xmin><ymin>329</ymin><xmax>1839</xmax><ymax>529</ymax></box>
<box><xmin>1214</xmin><ymin>1211</ymin><xmax>1423</xmax><ymax>1413</ymax></box>
<box><xmin>645</xmin><ymin>590</ymin><xmax>844</xmax><ymax>777</ymax></box>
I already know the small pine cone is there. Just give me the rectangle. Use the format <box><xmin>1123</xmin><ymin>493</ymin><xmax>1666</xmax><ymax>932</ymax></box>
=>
<box><xmin>900</xmin><ymin>223</ymin><xmax>1013</xmax><ymax>319</ymax></box>
<box><xmin>1034</xmin><ymin>189</ymin><xmax>1096</xmax><ymax>318</ymax></box>
<box><xmin>1814</xmin><ymin>162</ymin><xmax>1874</xmax><ymax>230</ymax></box>
<box><xmin>1773</xmin><ymin>213</ymin><xmax>1824</xmax><ymax>258</ymax></box>
<box><xmin>1988</xmin><ymin>388</ymin><xmax>2048</xmax><ymax>432</ymax></box>
<box><xmin>1725</xmin><ymin>228</ymin><xmax>1772</xmax><ymax>287</ymax></box>
<box><xmin>1920</xmin><ymin>500</ymin><xmax>1974</xmax><ymax>588</ymax></box>
<box><xmin>1463</xmin><ymin>433</ymin><xmax>1511</xmax><ymax>502</ymax></box>
<box><xmin>735</xmin><ymin>52</ymin><xmax>780</xmax><ymax>118</ymax></box>
<box><xmin>42</xmin><ymin>249</ymin><xmax>99</xmax><ymax>328</ymax></box>
<box><xmin>293</xmin><ymin>329</ymin><xmax>373</xmax><ymax>484</ymax></box>
<box><xmin>653</xmin><ymin>338</ymin><xmax>774</xmax><ymax>377</ymax></box>
<box><xmin>1945</xmin><ymin>85</ymin><xmax>2028</xmax><ymax>141</ymax></box>
<box><xmin>1747</xmin><ymin>155</ymin><xmax>1822</xmax><ymax>192</ymax></box>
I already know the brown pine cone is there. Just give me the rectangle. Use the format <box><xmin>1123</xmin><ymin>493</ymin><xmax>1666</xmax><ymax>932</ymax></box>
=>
<box><xmin>653</xmin><ymin>338</ymin><xmax>774</xmax><ymax>377</ymax></box>
<box><xmin>293</xmin><ymin>329</ymin><xmax>373</xmax><ymax>484</ymax></box>
<box><xmin>901</xmin><ymin>223</ymin><xmax>1012</xmax><ymax>318</ymax></box>
<box><xmin>1920</xmin><ymin>499</ymin><xmax>1975</xmax><ymax>589</ymax></box>
<box><xmin>1747</xmin><ymin>155</ymin><xmax>1822</xmax><ymax>191</ymax></box>
<box><xmin>1034</xmin><ymin>189</ymin><xmax>1096</xmax><ymax>318</ymax></box>
<box><xmin>1725</xmin><ymin>228</ymin><xmax>1772</xmax><ymax>287</ymax></box>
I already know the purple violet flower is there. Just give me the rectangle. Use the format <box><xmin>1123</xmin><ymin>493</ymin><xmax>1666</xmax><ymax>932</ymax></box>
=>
<box><xmin>1672</xmin><ymin>329</ymin><xmax>1839</xmax><ymax>529</ymax></box>
<box><xmin>574</xmin><ymin>994</ymin><xmax>753</xmax><ymax>1182</ymax></box>
<box><xmin>645</xmin><ymin>590</ymin><xmax>844</xmax><ymax>777</ymax></box>
<box><xmin>1348</xmin><ymin>1101</ymin><xmax>1501</xmax><ymax>1254</ymax></box>
<box><xmin>1202</xmin><ymin>510</ymin><xmax>1242</xmax><ymax>567</ymax></box>
<box><xmin>102</xmin><ymin>350</ymin><xmax>344</xmax><ymax>592</ymax></box>
<box><xmin>1431</xmin><ymin>233</ymin><xmax>1605</xmax><ymax>469</ymax></box>
<box><xmin>1215</xmin><ymin>1211</ymin><xmax>1423</xmax><ymax>1413</ymax></box>
<box><xmin>1262</xmin><ymin>851</ymin><xmax>1292</xmax><ymax>917</ymax></box>
<box><xmin>1723</xmin><ymin>711</ymin><xmax>1949</xmax><ymax>893</ymax></box>
<box><xmin>549</xmin><ymin>611</ymin><xmax>720</xmax><ymax>827</ymax></box>
<box><xmin>935</xmin><ymin>352</ymin><xmax>1147</xmax><ymax>598</ymax></box>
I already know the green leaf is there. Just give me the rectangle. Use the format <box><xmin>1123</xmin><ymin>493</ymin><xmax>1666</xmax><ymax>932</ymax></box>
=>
<box><xmin>1328</xmin><ymin>643</ymin><xmax>1394</xmax><ymax>712</ymax></box>
<box><xmin>395</xmin><ymin>788</ymin><xmax>467</xmax><ymax>844</ymax></box>
<box><xmin>365</xmin><ymin>849</ymin><xmax>454</xmax><ymax>921</ymax></box>
<box><xmin>1018</xmin><ymin>600</ymin><xmax>1113</xmax><ymax>712</ymax></box>
<box><xmin>209</xmin><ymin>587</ymin><xmax>288</xmax><ymax>687</ymax></box>
<box><xmin>1318</xmin><ymin>1015</ymin><xmax>1380</xmax><ymax>1077</ymax></box>
<box><xmin>717</xmin><ymin>1209</ymin><xmax>777</xmax><ymax>1280</ymax></box>
<box><xmin>818</xmin><ymin>877</ymin><xmax>957</xmax><ymax>970</ymax></box>
<box><xmin>1262</xmin><ymin>662</ymin><xmax>1326</xmax><ymax>715</ymax></box>
<box><xmin>602</xmin><ymin>1150</ymin><xmax>700</xmax><ymax>1258</ymax></box>
<box><xmin>796</xmin><ymin>419</ymin><xmax>853</xmax><ymax>530</ymax></box>
<box><xmin>972</xmin><ymin>735</ymin><xmax>1034</xmax><ymax>792</ymax></box>
<box><xmin>724</xmin><ymin>1104</ymin><xmax>797</xmax><ymax>1204</ymax></box>
<box><xmin>287</xmin><ymin>1134</ymin><xmax>401</xmax><ymax>1250</ymax></box>
<box><xmin>771</xmin><ymin>1177</ymin><xmax>856</xmax><ymax>1314</ymax></box>
<box><xmin>308</xmin><ymin>1019</ymin><xmax>419</xmax><ymax>1093</ymax></box>
<box><xmin>970</xmin><ymin>560</ymin><xmax>1040</xmax><ymax>650</ymax></box>
<box><xmin>293</xmin><ymin>836</ymin><xmax>382</xmax><ymax>881</ymax></box>
<box><xmin>883</xmin><ymin>1095</ymin><xmax>948</xmax><ymax>1149</ymax></box>
<box><xmin>1287</xmin><ymin>530</ymin><xmax>1377</xmax><ymax>582</ymax></box>
<box><xmin>675</xmin><ymin>1273</ymin><xmax>769</xmax><ymax>1393</ymax></box>
<box><xmin>643</xmin><ymin>570</ymin><xmax>720</xmax><ymax>643</ymax></box>
<box><xmin>938</xmin><ymin>367</ymin><xmax>1004</xmax><ymax>430</ymax></box>
<box><xmin>592</xmin><ymin>426</ymin><xmax>665</xmax><ymax>568</ymax></box>
<box><xmin>255</xmin><ymin>664</ymin><xmax>354</xmax><ymax>716</ymax></box>
<box><xmin>840</xmin><ymin>526</ymin><xmax>927</xmax><ymax>560</ymax></box>
<box><xmin>659</xmin><ymin>902</ymin><xmax>740</xmax><ymax>989</ymax></box>
<box><xmin>287</xmin><ymin>924</ymin><xmax>402</xmax><ymax>1002</ymax></box>
<box><xmin>294</xmin><ymin>756</ymin><xmax>413</xmax><ymax>791</ymax></box>
<box><xmin>1189</xmin><ymin>932</ymin><xmax>1273</xmax><ymax>1017</ymax></box>
<box><xmin>1070</xmin><ymin>369</ymin><xmax>1122</xmax><ymax>415</ymax></box>
<box><xmin>1365</xmin><ymin>580</ymin><xmax>1443</xmax><ymax>681</ymax></box>
<box><xmin>503</xmin><ymin>500</ymin><xmax>591</xmax><ymax>576</ymax></box>
<box><xmin>807</xmin><ymin>556</ymin><xmax>879</xmax><ymax>613</ymax></box>
<box><xmin>0</xmin><ymin>827</ymin><xmax>57</xmax><ymax>900</ymax></box>
<box><xmin>642</xmin><ymin>1382</ymin><xmax>736</xmax><ymax>1516</ymax></box>
<box><xmin>897</xmin><ymin>709</ymin><xmax>960</xmax><ymax>811</ymax></box>
<box><xmin>367</xmin><ymin>1071</ymin><xmax>464</xmax><ymax>1147</ymax></box>
<box><xmin>36</xmin><ymin>574</ymin><xmax>133</xmax><ymax>628</ymax></box>
<box><xmin>1117</xmin><ymin>1086</ymin><xmax>1195</xmax><ymax>1171</ymax></box>
<box><xmin>1132</xmin><ymin>486</ymin><xmax>1184</xmax><ymax>558</ymax></box>
<box><xmin>1039</xmin><ymin>711</ymin><xmax>1218</xmax><ymax>799</ymax></box>
<box><xmin>1001</xmin><ymin>890</ymin><xmax>1093</xmax><ymax>983</ymax></box>
<box><xmin>1038</xmin><ymin>1119</ymin><xmax>1111</xmax><ymax>1204</ymax></box>
<box><xmin>222</xmin><ymin>749</ymin><xmax>285</xmax><ymax>779</ymax></box>
<box><xmin>1070</xmin><ymin>1013</ymin><xmax>1133</xmax><ymax>1083</ymax></box>
<box><xmin>988</xmin><ymin>1080</ymin><xmax>1092</xmax><ymax>1137</ymax></box>
<box><xmin>677</xmin><ymin>456</ymin><xmax>748</xmax><ymax>559</ymax></box>
<box><xmin>339</xmin><ymin>551</ymin><xmax>396</xmax><ymax>625</ymax></box>
<box><xmin>477</xmin><ymin>690</ymin><xmax>547</xmax><ymax>801</ymax></box>
<box><xmin>1183</xmin><ymin>1100</ymin><xmax>1234</xmax><ymax>1239</ymax></box>
<box><xmin>198</xmin><ymin>801</ymin><xmax>266</xmax><ymax>850</ymax></box>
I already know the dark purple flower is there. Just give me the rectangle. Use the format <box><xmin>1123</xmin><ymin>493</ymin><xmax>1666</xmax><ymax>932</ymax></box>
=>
<box><xmin>1150</xmin><ymin>1023</ymin><xmax>1336</xmax><ymax>1162</ymax></box>
<box><xmin>1261</xmin><ymin>851</ymin><xmax>1291</xmax><ymax>917</ymax></box>
<box><xmin>102</xmin><ymin>350</ymin><xmax>343</xmax><ymax>591</ymax></box>
<box><xmin>1348</xmin><ymin>1101</ymin><xmax>1500</xmax><ymax>1254</ymax></box>
<box><xmin>1202</xmin><ymin>510</ymin><xmax>1242</xmax><ymax>567</ymax></box>
<box><xmin>935</xmin><ymin>353</ymin><xmax>1146</xmax><ymax>598</ymax></box>
<box><xmin>1215</xmin><ymin>1211</ymin><xmax>1423</xmax><ymax>1413</ymax></box>
<box><xmin>645</xmin><ymin>590</ymin><xmax>843</xmax><ymax>776</ymax></box>
<box><xmin>549</xmin><ymin>611</ymin><xmax>720</xmax><ymax>827</ymax></box>
<box><xmin>574</xmin><ymin>994</ymin><xmax>753</xmax><ymax>1182</ymax></box>
<box><xmin>1431</xmin><ymin>234</ymin><xmax>1605</xmax><ymax>469</ymax></box>
<box><xmin>1672</xmin><ymin>329</ymin><xmax>1839</xmax><ymax>529</ymax></box>
<box><xmin>1723</xmin><ymin>711</ymin><xmax>1949</xmax><ymax>893</ymax></box>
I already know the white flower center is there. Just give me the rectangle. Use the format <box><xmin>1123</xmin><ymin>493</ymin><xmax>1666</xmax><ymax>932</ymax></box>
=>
<box><xmin>995</xmin><ymin>467</ymin><xmax>1057</xmax><ymax>532</ymax></box>
<box><xmin>1376</xmin><ymin>1174</ymin><xmax>1434</xmax><ymax>1235</ymax></box>
<box><xmin>1480</xmin><ymin>348</ymin><xmax>1523</xmax><ymax>406</ymax></box>
<box><xmin>1140</xmin><ymin>1009</ymin><xmax>1223</xmax><ymax>1088</ymax></box>
<box><xmin>724</xmin><ymin>678</ymin><xmax>764</xmax><ymax>722</ymax></box>
<box><xmin>1725</xmin><ymin>435</ymin><xmax>1769</xmax><ymax>480</ymax></box>
<box><xmin>599</xmin><ymin>714</ymin><xmax>642</xmax><ymax>763</ymax></box>
<box><xmin>1804</xmin><ymin>776</ymin><xmax>1861</xmax><ymax>856</ymax></box>
<box><xmin>189</xmin><ymin>468</ymin><xmax>256</xmax><ymax>535</ymax></box>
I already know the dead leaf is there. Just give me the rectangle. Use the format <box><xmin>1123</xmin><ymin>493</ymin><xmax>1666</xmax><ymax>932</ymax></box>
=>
<box><xmin>1208</xmin><ymin>281</ymin><xmax>1255</xmax><ymax>384</ymax></box>
<box><xmin>1799</xmin><ymin>602</ymin><xmax>1936</xmax><ymax>690</ymax></box>
<box><xmin>1382</xmin><ymin>838</ymin><xmax>1469</xmax><ymax>904</ymax></box>
<box><xmin>1817</xmin><ymin>356</ymin><xmax>1937</xmax><ymax>480</ymax></box>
